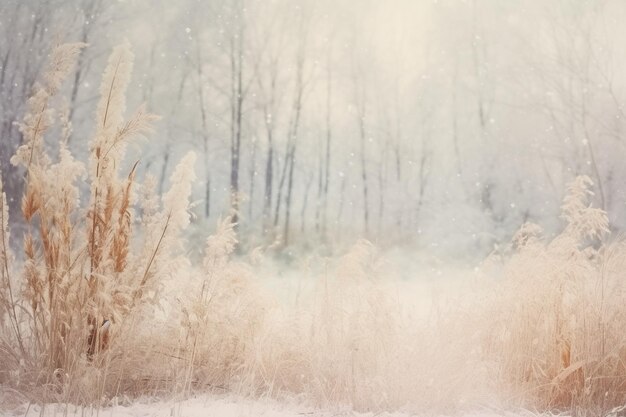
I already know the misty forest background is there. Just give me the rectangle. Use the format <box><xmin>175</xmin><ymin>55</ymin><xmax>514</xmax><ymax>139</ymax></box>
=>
<box><xmin>2</xmin><ymin>0</ymin><xmax>625</xmax><ymax>259</ymax></box>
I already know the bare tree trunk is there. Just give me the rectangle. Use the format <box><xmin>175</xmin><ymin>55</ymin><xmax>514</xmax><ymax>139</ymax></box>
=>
<box><xmin>322</xmin><ymin>53</ymin><xmax>332</xmax><ymax>240</ymax></box>
<box><xmin>283</xmin><ymin>107</ymin><xmax>303</xmax><ymax>246</ymax></box>
<box><xmin>582</xmin><ymin>104</ymin><xmax>605</xmax><ymax>210</ymax></box>
<box><xmin>261</xmin><ymin>78</ymin><xmax>277</xmax><ymax>233</ymax></box>
<box><xmin>248</xmin><ymin>138</ymin><xmax>257</xmax><ymax>220</ymax></box>
<box><xmin>415</xmin><ymin>150</ymin><xmax>430</xmax><ymax>227</ymax></box>
<box><xmin>314</xmin><ymin>144</ymin><xmax>323</xmax><ymax>233</ymax></box>
<box><xmin>301</xmin><ymin>175</ymin><xmax>313</xmax><ymax>232</ymax></box>
<box><xmin>158</xmin><ymin>142</ymin><xmax>170</xmax><ymax>195</ymax></box>
<box><xmin>249</xmin><ymin>16</ymin><xmax>285</xmax><ymax>237</ymax></box>
<box><xmin>195</xmin><ymin>42</ymin><xmax>212</xmax><ymax>218</ymax></box>
<box><xmin>67</xmin><ymin>31</ymin><xmax>87</xmax><ymax>141</ymax></box>
<box><xmin>451</xmin><ymin>58</ymin><xmax>463</xmax><ymax>178</ymax></box>
<box><xmin>357</xmin><ymin>108</ymin><xmax>369</xmax><ymax>237</ymax></box>
<box><xmin>283</xmin><ymin>45</ymin><xmax>306</xmax><ymax>246</ymax></box>
<box><xmin>160</xmin><ymin>71</ymin><xmax>188</xmax><ymax>195</ymax></box>
<box><xmin>274</xmin><ymin>139</ymin><xmax>290</xmax><ymax>228</ymax></box>
<box><xmin>0</xmin><ymin>42</ymin><xmax>12</xmax><ymax>89</ymax></box>
<box><xmin>263</xmin><ymin>137</ymin><xmax>274</xmax><ymax>228</ymax></box>
<box><xmin>229</xmin><ymin>22</ymin><xmax>245</xmax><ymax>225</ymax></box>
<box><xmin>471</xmin><ymin>0</ymin><xmax>495</xmax><ymax>216</ymax></box>
<box><xmin>377</xmin><ymin>141</ymin><xmax>389</xmax><ymax>238</ymax></box>
<box><xmin>336</xmin><ymin>175</ymin><xmax>347</xmax><ymax>238</ymax></box>
<box><xmin>283</xmin><ymin>145</ymin><xmax>297</xmax><ymax>245</ymax></box>
<box><xmin>67</xmin><ymin>0</ymin><xmax>107</xmax><ymax>144</ymax></box>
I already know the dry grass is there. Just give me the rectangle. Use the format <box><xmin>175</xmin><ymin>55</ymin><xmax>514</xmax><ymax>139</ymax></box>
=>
<box><xmin>481</xmin><ymin>176</ymin><xmax>626</xmax><ymax>416</ymax></box>
<box><xmin>0</xmin><ymin>42</ymin><xmax>192</xmax><ymax>405</ymax></box>
<box><xmin>2</xmin><ymin>43</ymin><xmax>626</xmax><ymax>417</ymax></box>
<box><xmin>162</xmin><ymin>236</ymin><xmax>491</xmax><ymax>414</ymax></box>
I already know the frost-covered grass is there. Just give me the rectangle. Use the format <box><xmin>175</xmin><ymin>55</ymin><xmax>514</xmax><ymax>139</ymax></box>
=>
<box><xmin>2</xmin><ymin>44</ymin><xmax>626</xmax><ymax>417</ymax></box>
<box><xmin>2</xmin><ymin>393</ymin><xmax>537</xmax><ymax>417</ymax></box>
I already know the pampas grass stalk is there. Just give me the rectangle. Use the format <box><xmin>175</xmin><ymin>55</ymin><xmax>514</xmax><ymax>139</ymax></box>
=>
<box><xmin>0</xmin><ymin>42</ymin><xmax>197</xmax><ymax>406</ymax></box>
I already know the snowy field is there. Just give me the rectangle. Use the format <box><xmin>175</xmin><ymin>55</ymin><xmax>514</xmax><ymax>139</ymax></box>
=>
<box><xmin>3</xmin><ymin>395</ymin><xmax>531</xmax><ymax>417</ymax></box>
<box><xmin>0</xmin><ymin>255</ymin><xmax>514</xmax><ymax>417</ymax></box>
<box><xmin>0</xmin><ymin>255</ymin><xmax>544</xmax><ymax>417</ymax></box>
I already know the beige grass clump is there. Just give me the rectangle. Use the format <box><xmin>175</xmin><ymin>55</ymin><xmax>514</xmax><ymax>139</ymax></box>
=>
<box><xmin>484</xmin><ymin>175</ymin><xmax>626</xmax><ymax>416</ymax></box>
<box><xmin>171</xmin><ymin>217</ymin><xmax>271</xmax><ymax>394</ymax></box>
<box><xmin>0</xmin><ymin>42</ymin><xmax>195</xmax><ymax>405</ymax></box>
<box><xmin>287</xmin><ymin>240</ymin><xmax>490</xmax><ymax>413</ymax></box>
<box><xmin>166</xmin><ymin>236</ymin><xmax>489</xmax><ymax>414</ymax></box>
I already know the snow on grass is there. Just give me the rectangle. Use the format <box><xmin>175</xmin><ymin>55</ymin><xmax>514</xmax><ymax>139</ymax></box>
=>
<box><xmin>4</xmin><ymin>394</ymin><xmax>533</xmax><ymax>417</ymax></box>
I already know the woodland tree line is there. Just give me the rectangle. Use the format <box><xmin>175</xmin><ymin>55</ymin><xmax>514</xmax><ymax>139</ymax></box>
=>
<box><xmin>2</xmin><ymin>0</ymin><xmax>626</xmax><ymax>255</ymax></box>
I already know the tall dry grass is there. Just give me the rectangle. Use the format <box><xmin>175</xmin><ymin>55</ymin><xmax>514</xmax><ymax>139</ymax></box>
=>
<box><xmin>165</xmin><ymin>235</ymin><xmax>491</xmax><ymax>414</ymax></box>
<box><xmin>2</xmin><ymin>42</ymin><xmax>626</xmax><ymax>417</ymax></box>
<box><xmin>0</xmin><ymin>42</ymin><xmax>195</xmax><ymax>405</ymax></box>
<box><xmin>482</xmin><ymin>175</ymin><xmax>626</xmax><ymax>416</ymax></box>
<box><xmin>151</xmin><ymin>172</ymin><xmax>626</xmax><ymax>416</ymax></box>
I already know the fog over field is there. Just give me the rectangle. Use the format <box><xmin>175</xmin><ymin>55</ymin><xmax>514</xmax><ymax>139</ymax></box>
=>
<box><xmin>1</xmin><ymin>1</ymin><xmax>626</xmax><ymax>416</ymax></box>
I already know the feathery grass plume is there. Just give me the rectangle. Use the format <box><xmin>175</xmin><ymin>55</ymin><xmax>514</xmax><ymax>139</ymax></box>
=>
<box><xmin>162</xmin><ymin>152</ymin><xmax>197</xmax><ymax>234</ymax></box>
<box><xmin>511</xmin><ymin>221</ymin><xmax>543</xmax><ymax>250</ymax></box>
<box><xmin>174</xmin><ymin>215</ymin><xmax>270</xmax><ymax>397</ymax></box>
<box><xmin>0</xmin><ymin>41</ymin><xmax>174</xmax><ymax>405</ymax></box>
<box><xmin>204</xmin><ymin>216</ymin><xmax>237</xmax><ymax>270</ymax></box>
<box><xmin>139</xmin><ymin>174</ymin><xmax>160</xmax><ymax>224</ymax></box>
<box><xmin>44</xmin><ymin>43</ymin><xmax>88</xmax><ymax>96</ymax></box>
<box><xmin>84</xmin><ymin>156</ymin><xmax>198</xmax><ymax>400</ymax></box>
<box><xmin>96</xmin><ymin>41</ymin><xmax>133</xmax><ymax>132</ymax></box>
<box><xmin>483</xmin><ymin>175</ymin><xmax>626</xmax><ymax>415</ymax></box>
<box><xmin>11</xmin><ymin>43</ymin><xmax>86</xmax><ymax>168</ymax></box>
<box><xmin>83</xmin><ymin>41</ymin><xmax>159</xmax><ymax>361</ymax></box>
<box><xmin>131</xmin><ymin>152</ymin><xmax>197</xmax><ymax>303</ymax></box>
<box><xmin>4</xmin><ymin>42</ymin><xmax>86</xmax><ymax>377</ymax></box>
<box><xmin>88</xmin><ymin>41</ymin><xmax>134</xmax><ymax>275</ymax></box>
<box><xmin>560</xmin><ymin>175</ymin><xmax>609</xmax><ymax>242</ymax></box>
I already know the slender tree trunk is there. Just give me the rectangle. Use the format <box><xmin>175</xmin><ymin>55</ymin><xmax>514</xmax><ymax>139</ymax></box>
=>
<box><xmin>261</xmin><ymin>79</ymin><xmax>277</xmax><ymax>233</ymax></box>
<box><xmin>283</xmin><ymin>111</ymin><xmax>302</xmax><ymax>246</ymax></box>
<box><xmin>336</xmin><ymin>176</ymin><xmax>347</xmax><ymax>238</ymax></box>
<box><xmin>301</xmin><ymin>175</ymin><xmax>313</xmax><ymax>232</ymax></box>
<box><xmin>196</xmin><ymin>42</ymin><xmax>211</xmax><ymax>218</ymax></box>
<box><xmin>322</xmin><ymin>56</ymin><xmax>332</xmax><ymax>239</ymax></box>
<box><xmin>263</xmin><ymin>136</ymin><xmax>274</xmax><ymax>231</ymax></box>
<box><xmin>158</xmin><ymin>142</ymin><xmax>170</xmax><ymax>195</ymax></box>
<box><xmin>274</xmin><ymin>138</ymin><xmax>290</xmax><ymax>227</ymax></box>
<box><xmin>284</xmin><ymin>149</ymin><xmax>296</xmax><ymax>245</ymax></box>
<box><xmin>415</xmin><ymin>150</ymin><xmax>429</xmax><ymax>226</ymax></box>
<box><xmin>471</xmin><ymin>0</ymin><xmax>495</xmax><ymax>217</ymax></box>
<box><xmin>581</xmin><ymin>101</ymin><xmax>605</xmax><ymax>209</ymax></box>
<box><xmin>451</xmin><ymin>58</ymin><xmax>463</xmax><ymax>178</ymax></box>
<box><xmin>314</xmin><ymin>144</ymin><xmax>323</xmax><ymax>233</ymax></box>
<box><xmin>248</xmin><ymin>138</ymin><xmax>257</xmax><ymax>220</ymax></box>
<box><xmin>257</xmin><ymin>38</ymin><xmax>282</xmax><ymax>236</ymax></box>
<box><xmin>283</xmin><ymin>49</ymin><xmax>305</xmax><ymax>246</ymax></box>
<box><xmin>68</xmin><ymin>23</ymin><xmax>89</xmax><ymax>142</ymax></box>
<box><xmin>160</xmin><ymin>71</ymin><xmax>187</xmax><ymax>195</ymax></box>
<box><xmin>229</xmin><ymin>25</ymin><xmax>244</xmax><ymax>225</ymax></box>
<box><xmin>377</xmin><ymin>142</ymin><xmax>389</xmax><ymax>238</ymax></box>
<box><xmin>357</xmin><ymin>112</ymin><xmax>369</xmax><ymax>237</ymax></box>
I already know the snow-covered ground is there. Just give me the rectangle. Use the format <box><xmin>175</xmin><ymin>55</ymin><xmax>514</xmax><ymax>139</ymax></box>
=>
<box><xmin>252</xmin><ymin>247</ymin><xmax>484</xmax><ymax>318</ymax></box>
<box><xmin>4</xmin><ymin>395</ymin><xmax>527</xmax><ymax>417</ymax></box>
